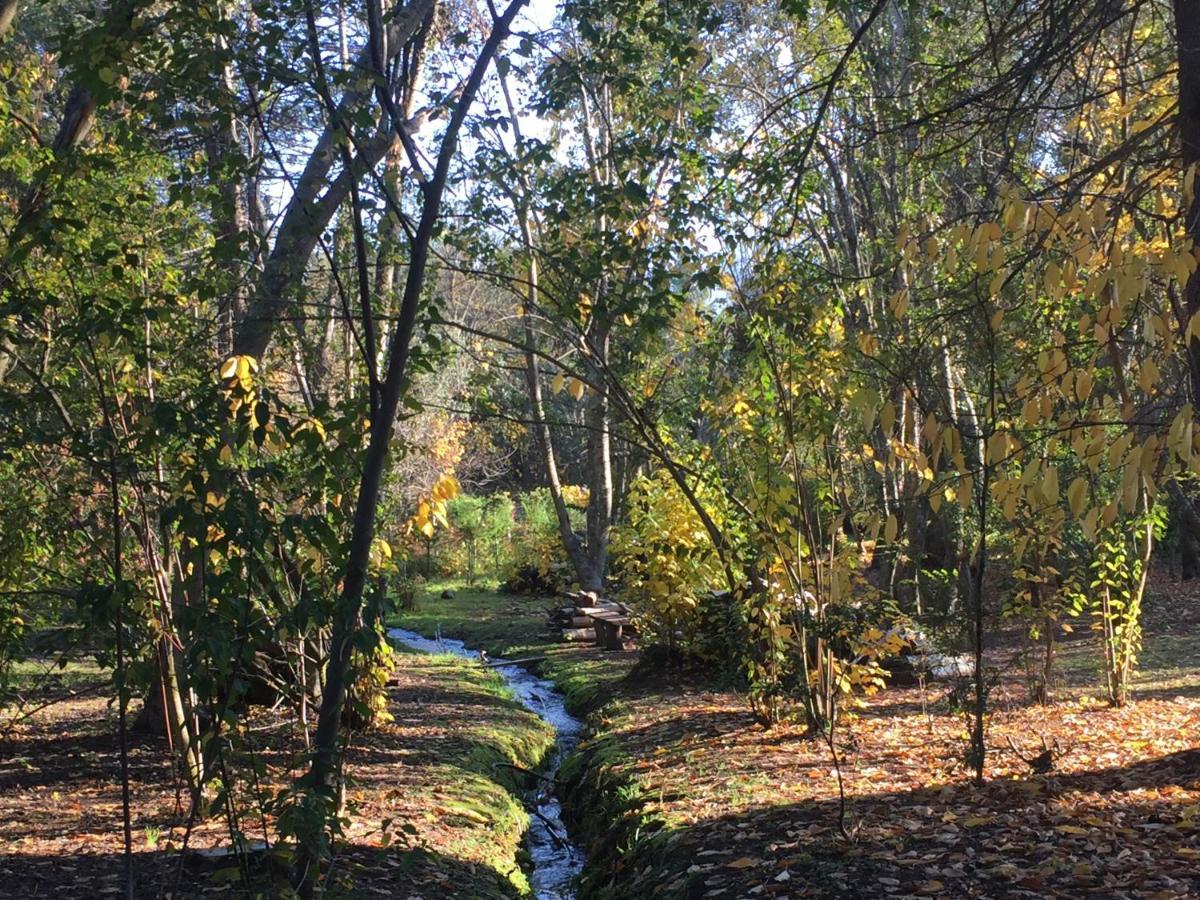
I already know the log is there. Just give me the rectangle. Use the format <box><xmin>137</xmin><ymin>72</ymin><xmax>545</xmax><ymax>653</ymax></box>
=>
<box><xmin>561</xmin><ymin>627</ymin><xmax>596</xmax><ymax>643</ymax></box>
<box><xmin>569</xmin><ymin>615</ymin><xmax>593</xmax><ymax>628</ymax></box>
<box><xmin>483</xmin><ymin>656</ymin><xmax>547</xmax><ymax>668</ymax></box>
<box><xmin>589</xmin><ymin>609</ymin><xmax>629</xmax><ymax>623</ymax></box>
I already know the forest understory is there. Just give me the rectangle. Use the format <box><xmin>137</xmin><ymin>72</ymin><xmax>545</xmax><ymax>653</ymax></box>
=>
<box><xmin>4</xmin><ymin>577</ymin><xmax>1195</xmax><ymax>899</ymax></box>
<box><xmin>7</xmin><ymin>0</ymin><xmax>1200</xmax><ymax>896</ymax></box>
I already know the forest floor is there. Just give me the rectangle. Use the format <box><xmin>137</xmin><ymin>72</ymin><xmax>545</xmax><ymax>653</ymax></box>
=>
<box><xmin>0</xmin><ymin>644</ymin><xmax>554</xmax><ymax>897</ymax></box>
<box><xmin>391</xmin><ymin>575</ymin><xmax>1200</xmax><ymax>899</ymax></box>
<box><xmin>1</xmin><ymin>576</ymin><xmax>1196</xmax><ymax>898</ymax></box>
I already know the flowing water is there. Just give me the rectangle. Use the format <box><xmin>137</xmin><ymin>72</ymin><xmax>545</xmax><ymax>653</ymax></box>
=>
<box><xmin>388</xmin><ymin>628</ymin><xmax>585</xmax><ymax>900</ymax></box>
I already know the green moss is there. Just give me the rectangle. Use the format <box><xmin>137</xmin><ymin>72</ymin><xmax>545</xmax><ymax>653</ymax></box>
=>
<box><xmin>387</xmin><ymin>583</ymin><xmax>684</xmax><ymax>897</ymax></box>
<box><xmin>380</xmin><ymin>645</ymin><xmax>556</xmax><ymax>896</ymax></box>
<box><xmin>557</xmin><ymin>734</ymin><xmax>690</xmax><ymax>900</ymax></box>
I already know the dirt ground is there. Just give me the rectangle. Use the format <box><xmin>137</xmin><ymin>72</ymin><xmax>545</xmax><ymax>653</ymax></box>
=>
<box><xmin>557</xmin><ymin>573</ymin><xmax>1200</xmax><ymax>898</ymax></box>
<box><xmin>3</xmin><ymin>573</ymin><xmax>1199</xmax><ymax>898</ymax></box>
<box><xmin>0</xmin><ymin>650</ymin><xmax>551</xmax><ymax>898</ymax></box>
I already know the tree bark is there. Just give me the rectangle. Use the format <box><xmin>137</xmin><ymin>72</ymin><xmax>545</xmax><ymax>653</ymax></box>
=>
<box><xmin>582</xmin><ymin>319</ymin><xmax>614</xmax><ymax>592</ymax></box>
<box><xmin>1175</xmin><ymin>0</ymin><xmax>1200</xmax><ymax>401</ymax></box>
<box><xmin>293</xmin><ymin>3</ymin><xmax>527</xmax><ymax>891</ymax></box>
<box><xmin>234</xmin><ymin>0</ymin><xmax>436</xmax><ymax>361</ymax></box>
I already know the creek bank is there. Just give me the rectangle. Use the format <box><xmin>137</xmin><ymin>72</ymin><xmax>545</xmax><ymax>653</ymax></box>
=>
<box><xmin>390</xmin><ymin>627</ymin><xmax>587</xmax><ymax>899</ymax></box>
<box><xmin>387</xmin><ymin>585</ymin><xmax>706</xmax><ymax>897</ymax></box>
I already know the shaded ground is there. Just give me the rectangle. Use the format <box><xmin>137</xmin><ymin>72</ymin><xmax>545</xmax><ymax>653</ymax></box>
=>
<box><xmin>396</xmin><ymin>577</ymin><xmax>1200</xmax><ymax>899</ymax></box>
<box><xmin>3</xmin><ymin>575</ymin><xmax>1196</xmax><ymax>898</ymax></box>
<box><xmin>0</xmin><ymin>645</ymin><xmax>552</xmax><ymax>897</ymax></box>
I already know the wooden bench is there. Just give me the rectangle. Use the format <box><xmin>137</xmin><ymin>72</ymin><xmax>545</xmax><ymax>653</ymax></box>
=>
<box><xmin>589</xmin><ymin>609</ymin><xmax>632</xmax><ymax>650</ymax></box>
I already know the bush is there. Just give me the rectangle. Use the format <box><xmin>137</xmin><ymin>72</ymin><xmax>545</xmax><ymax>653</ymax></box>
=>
<box><xmin>344</xmin><ymin>625</ymin><xmax>398</xmax><ymax>730</ymax></box>
<box><xmin>501</xmin><ymin>489</ymin><xmax>581</xmax><ymax>595</ymax></box>
<box><xmin>609</xmin><ymin>470</ymin><xmax>726</xmax><ymax>656</ymax></box>
<box><xmin>446</xmin><ymin>493</ymin><xmax>516</xmax><ymax>582</ymax></box>
<box><xmin>391</xmin><ymin>572</ymin><xmax>425</xmax><ymax>611</ymax></box>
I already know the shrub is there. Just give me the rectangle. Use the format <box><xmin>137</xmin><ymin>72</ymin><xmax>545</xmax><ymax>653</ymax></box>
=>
<box><xmin>609</xmin><ymin>470</ymin><xmax>726</xmax><ymax>655</ymax></box>
<box><xmin>502</xmin><ymin>489</ymin><xmax>581</xmax><ymax>595</ymax></box>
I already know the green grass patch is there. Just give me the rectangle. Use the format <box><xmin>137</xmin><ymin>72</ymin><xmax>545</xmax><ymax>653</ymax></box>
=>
<box><xmin>366</xmin><ymin>643</ymin><xmax>557</xmax><ymax>897</ymax></box>
<box><xmin>5</xmin><ymin>656</ymin><xmax>107</xmax><ymax>700</ymax></box>
<box><xmin>388</xmin><ymin>581</ymin><xmax>636</xmax><ymax>716</ymax></box>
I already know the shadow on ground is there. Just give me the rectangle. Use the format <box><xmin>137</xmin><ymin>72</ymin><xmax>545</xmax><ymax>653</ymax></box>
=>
<box><xmin>569</xmin><ymin>746</ymin><xmax>1200</xmax><ymax>899</ymax></box>
<box><xmin>0</xmin><ymin>843</ymin><xmax>521</xmax><ymax>899</ymax></box>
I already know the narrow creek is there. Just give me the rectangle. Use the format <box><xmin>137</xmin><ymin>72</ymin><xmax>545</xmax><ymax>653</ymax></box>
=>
<box><xmin>388</xmin><ymin>628</ymin><xmax>585</xmax><ymax>900</ymax></box>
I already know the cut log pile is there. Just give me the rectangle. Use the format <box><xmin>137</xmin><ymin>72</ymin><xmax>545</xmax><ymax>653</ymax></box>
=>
<box><xmin>547</xmin><ymin>591</ymin><xmax>637</xmax><ymax>650</ymax></box>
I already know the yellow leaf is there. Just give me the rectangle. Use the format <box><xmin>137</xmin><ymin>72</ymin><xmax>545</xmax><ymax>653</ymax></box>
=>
<box><xmin>1042</xmin><ymin>466</ymin><xmax>1059</xmax><ymax>503</ymax></box>
<box><xmin>569</xmin><ymin>377</ymin><xmax>586</xmax><ymax>401</ymax></box>
<box><xmin>219</xmin><ymin>357</ymin><xmax>238</xmax><ymax>380</ymax></box>
<box><xmin>1075</xmin><ymin>369</ymin><xmax>1093</xmax><ymax>403</ymax></box>
<box><xmin>1188</xmin><ymin>310</ymin><xmax>1200</xmax><ymax>344</ymax></box>
<box><xmin>988</xmin><ymin>270</ymin><xmax>1006</xmax><ymax>296</ymax></box>
<box><xmin>884</xmin><ymin>514</ymin><xmax>899</xmax><ymax>543</ymax></box>
<box><xmin>880</xmin><ymin>401</ymin><xmax>896</xmax><ymax>434</ymax></box>
<box><xmin>959</xmin><ymin>476</ymin><xmax>974</xmax><ymax>510</ymax></box>
<box><xmin>551</xmin><ymin>372</ymin><xmax>565</xmax><ymax>394</ymax></box>
<box><xmin>1139</xmin><ymin>359</ymin><xmax>1160</xmax><ymax>393</ymax></box>
<box><xmin>1081</xmin><ymin>506</ymin><xmax>1099</xmax><ymax>539</ymax></box>
<box><xmin>1067</xmin><ymin>477</ymin><xmax>1087</xmax><ymax>517</ymax></box>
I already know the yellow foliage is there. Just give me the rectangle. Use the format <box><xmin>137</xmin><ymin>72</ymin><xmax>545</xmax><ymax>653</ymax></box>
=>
<box><xmin>610</xmin><ymin>469</ymin><xmax>725</xmax><ymax>648</ymax></box>
<box><xmin>404</xmin><ymin>471</ymin><xmax>461</xmax><ymax>540</ymax></box>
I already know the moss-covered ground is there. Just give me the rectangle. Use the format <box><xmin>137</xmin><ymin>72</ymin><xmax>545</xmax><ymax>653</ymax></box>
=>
<box><xmin>388</xmin><ymin>579</ymin><xmax>638</xmax><ymax>715</ymax></box>
<box><xmin>0</xmin><ymin>630</ymin><xmax>556</xmax><ymax>898</ymax></box>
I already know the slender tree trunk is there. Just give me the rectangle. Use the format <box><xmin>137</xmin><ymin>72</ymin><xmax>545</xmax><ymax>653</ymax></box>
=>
<box><xmin>205</xmin><ymin>36</ymin><xmax>249</xmax><ymax>358</ymax></box>
<box><xmin>518</xmin><ymin>263</ymin><xmax>596</xmax><ymax>588</ymax></box>
<box><xmin>1175</xmin><ymin>0</ymin><xmax>1200</xmax><ymax>401</ymax></box>
<box><xmin>581</xmin><ymin>319</ymin><xmax>614</xmax><ymax>592</ymax></box>
<box><xmin>234</xmin><ymin>0</ymin><xmax>436</xmax><ymax>360</ymax></box>
<box><xmin>293</xmin><ymin>6</ymin><xmax>526</xmax><ymax>891</ymax></box>
<box><xmin>495</xmin><ymin>61</ymin><xmax>600</xmax><ymax>593</ymax></box>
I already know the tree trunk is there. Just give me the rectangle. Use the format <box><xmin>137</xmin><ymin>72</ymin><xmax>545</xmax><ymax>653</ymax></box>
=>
<box><xmin>293</xmin><ymin>5</ymin><xmax>526</xmax><ymax>891</ymax></box>
<box><xmin>1175</xmin><ymin>0</ymin><xmax>1200</xmax><ymax>401</ymax></box>
<box><xmin>233</xmin><ymin>0</ymin><xmax>436</xmax><ymax>360</ymax></box>
<box><xmin>581</xmin><ymin>319</ymin><xmax>614</xmax><ymax>593</ymax></box>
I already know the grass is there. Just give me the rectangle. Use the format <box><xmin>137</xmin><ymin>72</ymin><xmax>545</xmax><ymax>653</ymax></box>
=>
<box><xmin>396</xmin><ymin>578</ymin><xmax>1200</xmax><ymax>899</ymax></box>
<box><xmin>338</xmin><ymin>643</ymin><xmax>559</xmax><ymax>897</ymax></box>
<box><xmin>388</xmin><ymin>579</ymin><xmax>637</xmax><ymax>715</ymax></box>
<box><xmin>0</xmin><ymin>631</ymin><xmax>557</xmax><ymax>898</ymax></box>
<box><xmin>7</xmin><ymin>656</ymin><xmax>107</xmax><ymax>693</ymax></box>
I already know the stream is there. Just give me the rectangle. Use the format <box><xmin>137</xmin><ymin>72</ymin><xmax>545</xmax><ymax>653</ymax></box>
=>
<box><xmin>388</xmin><ymin>628</ymin><xmax>585</xmax><ymax>900</ymax></box>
